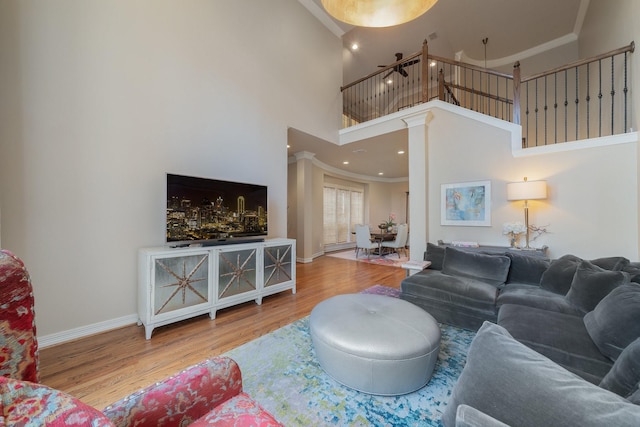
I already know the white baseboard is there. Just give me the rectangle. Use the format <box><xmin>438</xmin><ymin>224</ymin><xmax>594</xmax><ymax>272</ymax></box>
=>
<box><xmin>38</xmin><ymin>314</ymin><xmax>139</xmax><ymax>349</ymax></box>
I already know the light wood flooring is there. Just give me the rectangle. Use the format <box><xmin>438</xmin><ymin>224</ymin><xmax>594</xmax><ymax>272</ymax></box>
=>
<box><xmin>39</xmin><ymin>254</ymin><xmax>406</xmax><ymax>409</ymax></box>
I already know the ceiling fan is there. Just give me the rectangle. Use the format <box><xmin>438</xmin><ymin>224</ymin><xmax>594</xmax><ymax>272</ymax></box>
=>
<box><xmin>379</xmin><ymin>52</ymin><xmax>420</xmax><ymax>80</ymax></box>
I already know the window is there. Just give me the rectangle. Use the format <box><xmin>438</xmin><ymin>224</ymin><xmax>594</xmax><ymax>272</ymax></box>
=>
<box><xmin>323</xmin><ymin>185</ymin><xmax>364</xmax><ymax>245</ymax></box>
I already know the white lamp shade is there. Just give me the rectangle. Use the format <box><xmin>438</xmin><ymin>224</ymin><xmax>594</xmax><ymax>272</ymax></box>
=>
<box><xmin>321</xmin><ymin>0</ymin><xmax>438</xmax><ymax>27</ymax></box>
<box><xmin>507</xmin><ymin>180</ymin><xmax>547</xmax><ymax>201</ymax></box>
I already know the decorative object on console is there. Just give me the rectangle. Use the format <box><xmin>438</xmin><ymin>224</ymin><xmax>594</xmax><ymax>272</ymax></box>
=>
<box><xmin>441</xmin><ymin>180</ymin><xmax>491</xmax><ymax>227</ymax></box>
<box><xmin>320</xmin><ymin>0</ymin><xmax>438</xmax><ymax>27</ymax></box>
<box><xmin>502</xmin><ymin>222</ymin><xmax>527</xmax><ymax>248</ymax></box>
<box><xmin>506</xmin><ymin>177</ymin><xmax>547</xmax><ymax>249</ymax></box>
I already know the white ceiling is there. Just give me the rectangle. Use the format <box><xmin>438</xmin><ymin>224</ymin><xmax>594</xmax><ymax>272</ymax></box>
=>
<box><xmin>291</xmin><ymin>0</ymin><xmax>587</xmax><ymax>179</ymax></box>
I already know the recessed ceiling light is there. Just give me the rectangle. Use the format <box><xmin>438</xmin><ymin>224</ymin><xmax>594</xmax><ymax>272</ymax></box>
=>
<box><xmin>397</xmin><ymin>150</ymin><xmax>405</xmax><ymax>154</ymax></box>
<box><xmin>387</xmin><ymin>79</ymin><xmax>393</xmax><ymax>84</ymax></box>
<box><xmin>287</xmin><ymin>144</ymin><xmax>290</xmax><ymax>148</ymax></box>
<box><xmin>430</xmin><ymin>60</ymin><xmax>436</xmax><ymax>67</ymax></box>
<box><xmin>351</xmin><ymin>43</ymin><xmax>359</xmax><ymax>51</ymax></box>
<box><xmin>343</xmin><ymin>161</ymin><xmax>349</xmax><ymax>165</ymax></box>
<box><xmin>378</xmin><ymin>172</ymin><xmax>384</xmax><ymax>176</ymax></box>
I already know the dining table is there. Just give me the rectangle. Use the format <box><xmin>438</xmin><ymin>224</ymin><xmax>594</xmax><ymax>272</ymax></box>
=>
<box><xmin>370</xmin><ymin>232</ymin><xmax>396</xmax><ymax>255</ymax></box>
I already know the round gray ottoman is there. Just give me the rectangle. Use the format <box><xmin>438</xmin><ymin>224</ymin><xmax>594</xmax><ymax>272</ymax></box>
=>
<box><xmin>309</xmin><ymin>293</ymin><xmax>441</xmax><ymax>395</ymax></box>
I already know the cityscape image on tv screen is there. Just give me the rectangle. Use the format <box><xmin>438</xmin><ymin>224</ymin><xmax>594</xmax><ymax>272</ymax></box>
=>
<box><xmin>166</xmin><ymin>174</ymin><xmax>267</xmax><ymax>242</ymax></box>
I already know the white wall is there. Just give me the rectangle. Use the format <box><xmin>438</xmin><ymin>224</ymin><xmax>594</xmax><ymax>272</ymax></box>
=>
<box><xmin>0</xmin><ymin>1</ymin><xmax>342</xmax><ymax>338</ymax></box>
<box><xmin>427</xmin><ymin>108</ymin><xmax>638</xmax><ymax>260</ymax></box>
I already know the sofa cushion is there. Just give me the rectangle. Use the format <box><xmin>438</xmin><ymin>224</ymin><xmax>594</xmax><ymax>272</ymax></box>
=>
<box><xmin>0</xmin><ymin>376</ymin><xmax>115</xmax><ymax>426</ymax></box>
<box><xmin>590</xmin><ymin>256</ymin><xmax>630</xmax><ymax>271</ymax></box>
<box><xmin>565</xmin><ymin>260</ymin><xmax>629</xmax><ymax>314</ymax></box>
<box><xmin>425</xmin><ymin>242</ymin><xmax>445</xmax><ymax>270</ymax></box>
<box><xmin>505</xmin><ymin>252</ymin><xmax>550</xmax><ymax>285</ymax></box>
<box><xmin>497</xmin><ymin>284</ymin><xmax>583</xmax><ymax>315</ymax></box>
<box><xmin>442</xmin><ymin>247</ymin><xmax>510</xmax><ymax>287</ymax></box>
<box><xmin>539</xmin><ymin>254</ymin><xmax>582</xmax><ymax>295</ymax></box>
<box><xmin>442</xmin><ymin>322</ymin><xmax>640</xmax><ymax>427</ymax></box>
<box><xmin>401</xmin><ymin>270</ymin><xmax>498</xmax><ymax>312</ymax></box>
<box><xmin>599</xmin><ymin>337</ymin><xmax>640</xmax><ymax>400</ymax></box>
<box><xmin>584</xmin><ymin>283</ymin><xmax>640</xmax><ymax>361</ymax></box>
<box><xmin>498</xmin><ymin>304</ymin><xmax>613</xmax><ymax>383</ymax></box>
<box><xmin>623</xmin><ymin>263</ymin><xmax>640</xmax><ymax>283</ymax></box>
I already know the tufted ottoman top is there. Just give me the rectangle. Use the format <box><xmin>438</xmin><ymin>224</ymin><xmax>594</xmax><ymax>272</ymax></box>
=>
<box><xmin>310</xmin><ymin>293</ymin><xmax>441</xmax><ymax>395</ymax></box>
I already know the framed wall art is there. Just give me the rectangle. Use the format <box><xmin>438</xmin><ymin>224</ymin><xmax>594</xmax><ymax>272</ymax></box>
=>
<box><xmin>441</xmin><ymin>180</ymin><xmax>491</xmax><ymax>226</ymax></box>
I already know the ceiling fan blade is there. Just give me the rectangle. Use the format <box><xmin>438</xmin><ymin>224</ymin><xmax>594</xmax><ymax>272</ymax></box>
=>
<box><xmin>399</xmin><ymin>68</ymin><xmax>409</xmax><ymax>78</ymax></box>
<box><xmin>404</xmin><ymin>59</ymin><xmax>420</xmax><ymax>67</ymax></box>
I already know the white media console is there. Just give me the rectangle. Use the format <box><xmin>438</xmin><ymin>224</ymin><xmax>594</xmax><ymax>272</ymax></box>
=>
<box><xmin>138</xmin><ymin>238</ymin><xmax>296</xmax><ymax>339</ymax></box>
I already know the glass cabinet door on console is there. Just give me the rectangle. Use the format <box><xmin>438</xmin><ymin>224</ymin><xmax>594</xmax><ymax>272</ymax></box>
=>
<box><xmin>263</xmin><ymin>244</ymin><xmax>293</xmax><ymax>288</ymax></box>
<box><xmin>217</xmin><ymin>247</ymin><xmax>258</xmax><ymax>300</ymax></box>
<box><xmin>153</xmin><ymin>252</ymin><xmax>210</xmax><ymax>314</ymax></box>
<box><xmin>138</xmin><ymin>247</ymin><xmax>214</xmax><ymax>340</ymax></box>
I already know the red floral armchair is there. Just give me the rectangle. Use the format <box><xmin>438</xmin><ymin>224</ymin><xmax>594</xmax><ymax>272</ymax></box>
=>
<box><xmin>0</xmin><ymin>249</ymin><xmax>39</xmax><ymax>384</ymax></box>
<box><xmin>1</xmin><ymin>357</ymin><xmax>282</xmax><ymax>426</ymax></box>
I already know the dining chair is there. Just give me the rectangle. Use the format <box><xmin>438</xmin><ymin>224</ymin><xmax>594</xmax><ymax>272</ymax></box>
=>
<box><xmin>381</xmin><ymin>224</ymin><xmax>408</xmax><ymax>257</ymax></box>
<box><xmin>354</xmin><ymin>225</ymin><xmax>378</xmax><ymax>259</ymax></box>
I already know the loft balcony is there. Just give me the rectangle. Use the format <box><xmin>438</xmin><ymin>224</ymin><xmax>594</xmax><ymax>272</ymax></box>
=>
<box><xmin>341</xmin><ymin>41</ymin><xmax>635</xmax><ymax>148</ymax></box>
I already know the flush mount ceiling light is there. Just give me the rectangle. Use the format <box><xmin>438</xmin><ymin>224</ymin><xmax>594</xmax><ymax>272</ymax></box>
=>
<box><xmin>321</xmin><ymin>0</ymin><xmax>438</xmax><ymax>27</ymax></box>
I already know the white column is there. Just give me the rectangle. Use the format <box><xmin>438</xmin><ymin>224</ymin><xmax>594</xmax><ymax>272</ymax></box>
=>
<box><xmin>294</xmin><ymin>151</ymin><xmax>315</xmax><ymax>262</ymax></box>
<box><xmin>403</xmin><ymin>112</ymin><xmax>431</xmax><ymax>261</ymax></box>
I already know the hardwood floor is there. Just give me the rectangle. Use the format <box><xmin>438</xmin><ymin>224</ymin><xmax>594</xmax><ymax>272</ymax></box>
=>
<box><xmin>39</xmin><ymin>254</ymin><xmax>406</xmax><ymax>409</ymax></box>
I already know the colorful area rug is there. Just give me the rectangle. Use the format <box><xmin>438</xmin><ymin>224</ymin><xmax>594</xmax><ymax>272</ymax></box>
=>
<box><xmin>326</xmin><ymin>249</ymin><xmax>409</xmax><ymax>268</ymax></box>
<box><xmin>225</xmin><ymin>286</ymin><xmax>475</xmax><ymax>426</ymax></box>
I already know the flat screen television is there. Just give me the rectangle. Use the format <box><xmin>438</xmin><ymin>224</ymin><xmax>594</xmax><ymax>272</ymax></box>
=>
<box><xmin>166</xmin><ymin>173</ymin><xmax>267</xmax><ymax>246</ymax></box>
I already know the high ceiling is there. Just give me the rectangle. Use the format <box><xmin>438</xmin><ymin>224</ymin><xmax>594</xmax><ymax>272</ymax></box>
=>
<box><xmin>291</xmin><ymin>0</ymin><xmax>587</xmax><ymax>179</ymax></box>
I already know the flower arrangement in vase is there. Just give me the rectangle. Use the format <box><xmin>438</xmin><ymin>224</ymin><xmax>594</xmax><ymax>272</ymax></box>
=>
<box><xmin>502</xmin><ymin>222</ymin><xmax>527</xmax><ymax>248</ymax></box>
<box><xmin>379</xmin><ymin>213</ymin><xmax>397</xmax><ymax>232</ymax></box>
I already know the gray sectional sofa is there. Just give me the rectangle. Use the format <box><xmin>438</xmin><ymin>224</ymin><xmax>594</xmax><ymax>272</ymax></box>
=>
<box><xmin>400</xmin><ymin>243</ymin><xmax>640</xmax><ymax>426</ymax></box>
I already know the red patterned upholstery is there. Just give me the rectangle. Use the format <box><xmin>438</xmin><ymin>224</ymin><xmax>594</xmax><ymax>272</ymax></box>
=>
<box><xmin>0</xmin><ymin>357</ymin><xmax>281</xmax><ymax>426</ymax></box>
<box><xmin>102</xmin><ymin>357</ymin><xmax>282</xmax><ymax>426</ymax></box>
<box><xmin>0</xmin><ymin>249</ymin><xmax>39</xmax><ymax>383</ymax></box>
<box><xmin>0</xmin><ymin>376</ymin><xmax>114</xmax><ymax>426</ymax></box>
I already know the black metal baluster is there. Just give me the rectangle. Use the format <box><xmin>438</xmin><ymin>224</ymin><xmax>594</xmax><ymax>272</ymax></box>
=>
<box><xmin>598</xmin><ymin>59</ymin><xmax>603</xmax><ymax>137</ymax></box>
<box><xmin>534</xmin><ymin>79</ymin><xmax>539</xmax><ymax>147</ymax></box>
<box><xmin>610</xmin><ymin>56</ymin><xmax>615</xmax><ymax>135</ymax></box>
<box><xmin>564</xmin><ymin>70</ymin><xmax>568</xmax><ymax>142</ymax></box>
<box><xmin>575</xmin><ymin>67</ymin><xmax>579</xmax><ymax>141</ymax></box>
<box><xmin>624</xmin><ymin>52</ymin><xmax>628</xmax><ymax>133</ymax></box>
<box><xmin>525</xmin><ymin>81</ymin><xmax>530</xmax><ymax>147</ymax></box>
<box><xmin>586</xmin><ymin>63</ymin><xmax>590</xmax><ymax>139</ymax></box>
<box><xmin>544</xmin><ymin>75</ymin><xmax>548</xmax><ymax>145</ymax></box>
<box><xmin>554</xmin><ymin>73</ymin><xmax>558</xmax><ymax>143</ymax></box>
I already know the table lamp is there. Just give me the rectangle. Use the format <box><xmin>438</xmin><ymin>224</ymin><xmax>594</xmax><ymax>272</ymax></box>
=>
<box><xmin>507</xmin><ymin>177</ymin><xmax>547</xmax><ymax>249</ymax></box>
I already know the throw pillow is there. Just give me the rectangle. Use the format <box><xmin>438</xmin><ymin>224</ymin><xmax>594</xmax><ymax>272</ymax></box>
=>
<box><xmin>565</xmin><ymin>260</ymin><xmax>630</xmax><ymax>313</ymax></box>
<box><xmin>539</xmin><ymin>254</ymin><xmax>582</xmax><ymax>295</ymax></box>
<box><xmin>505</xmin><ymin>252</ymin><xmax>550</xmax><ymax>285</ymax></box>
<box><xmin>623</xmin><ymin>263</ymin><xmax>640</xmax><ymax>284</ymax></box>
<box><xmin>599</xmin><ymin>337</ymin><xmax>640</xmax><ymax>400</ymax></box>
<box><xmin>441</xmin><ymin>322</ymin><xmax>640</xmax><ymax>427</ymax></box>
<box><xmin>584</xmin><ymin>283</ymin><xmax>640</xmax><ymax>361</ymax></box>
<box><xmin>0</xmin><ymin>376</ymin><xmax>115</xmax><ymax>426</ymax></box>
<box><xmin>425</xmin><ymin>242</ymin><xmax>445</xmax><ymax>270</ymax></box>
<box><xmin>442</xmin><ymin>247</ymin><xmax>510</xmax><ymax>287</ymax></box>
<box><xmin>590</xmin><ymin>256</ymin><xmax>630</xmax><ymax>271</ymax></box>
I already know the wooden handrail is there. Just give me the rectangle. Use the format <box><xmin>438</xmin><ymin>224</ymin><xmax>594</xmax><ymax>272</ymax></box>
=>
<box><xmin>341</xmin><ymin>51</ymin><xmax>421</xmax><ymax>92</ymax></box>
<box><xmin>521</xmin><ymin>41</ymin><xmax>635</xmax><ymax>83</ymax></box>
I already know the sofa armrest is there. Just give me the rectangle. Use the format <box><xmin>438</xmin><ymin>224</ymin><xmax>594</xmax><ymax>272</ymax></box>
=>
<box><xmin>455</xmin><ymin>404</ymin><xmax>511</xmax><ymax>427</ymax></box>
<box><xmin>102</xmin><ymin>357</ymin><xmax>243</xmax><ymax>427</ymax></box>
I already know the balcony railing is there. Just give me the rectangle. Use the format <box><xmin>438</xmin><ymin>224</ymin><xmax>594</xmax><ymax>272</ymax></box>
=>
<box><xmin>341</xmin><ymin>40</ymin><xmax>635</xmax><ymax>148</ymax></box>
